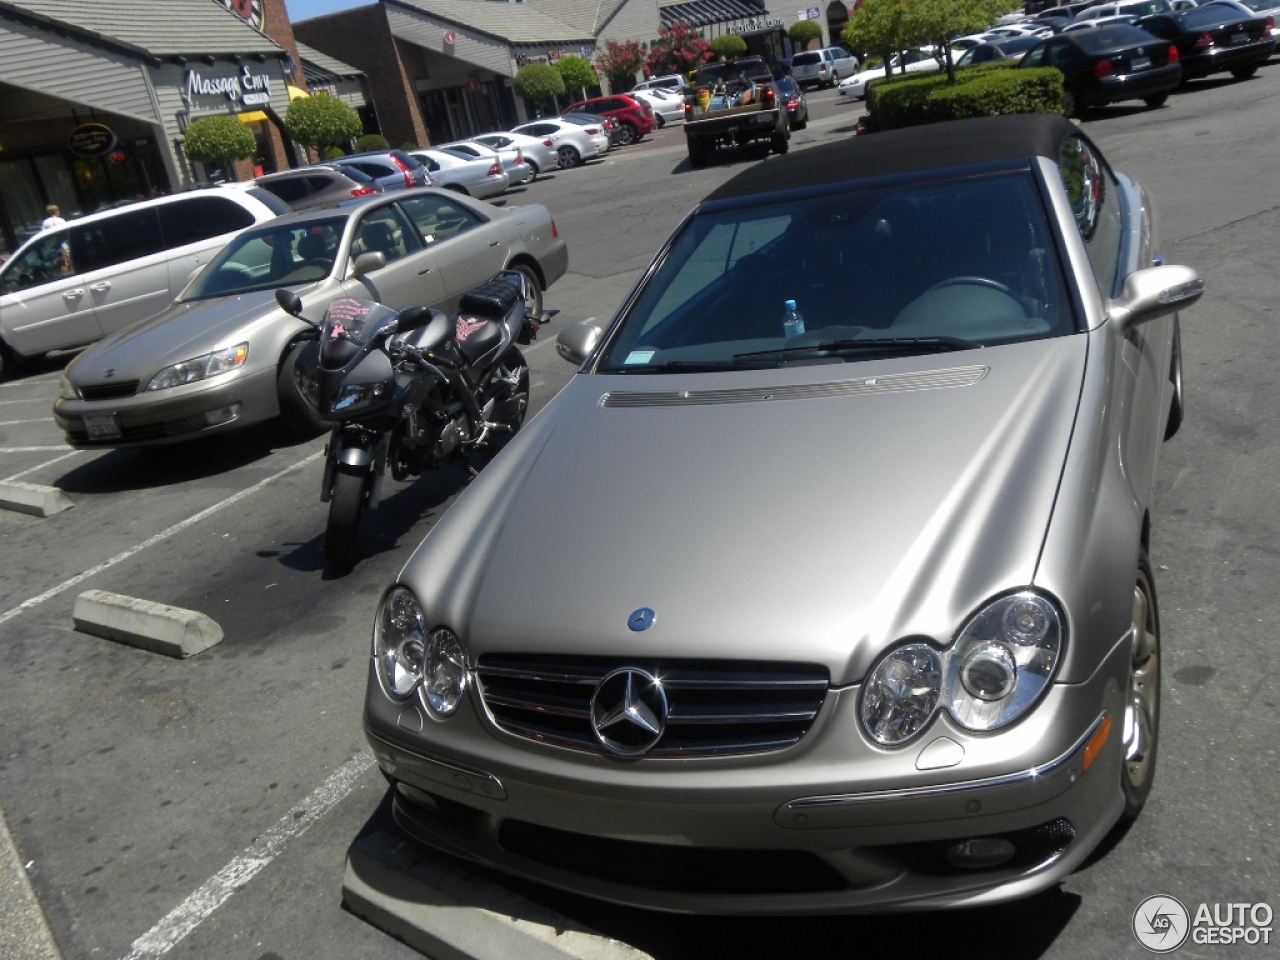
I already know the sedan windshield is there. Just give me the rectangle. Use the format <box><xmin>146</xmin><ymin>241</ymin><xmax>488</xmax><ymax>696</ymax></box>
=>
<box><xmin>183</xmin><ymin>217</ymin><xmax>345</xmax><ymax>301</ymax></box>
<box><xmin>596</xmin><ymin>171</ymin><xmax>1073</xmax><ymax>372</ymax></box>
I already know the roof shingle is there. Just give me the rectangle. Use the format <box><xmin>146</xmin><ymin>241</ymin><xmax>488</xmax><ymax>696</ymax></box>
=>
<box><xmin>387</xmin><ymin>0</ymin><xmax>596</xmax><ymax>44</ymax></box>
<box><xmin>296</xmin><ymin>40</ymin><xmax>363</xmax><ymax>79</ymax></box>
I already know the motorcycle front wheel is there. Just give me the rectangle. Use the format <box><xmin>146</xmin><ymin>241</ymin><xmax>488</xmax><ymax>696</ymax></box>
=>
<box><xmin>325</xmin><ymin>467</ymin><xmax>366</xmax><ymax>569</ymax></box>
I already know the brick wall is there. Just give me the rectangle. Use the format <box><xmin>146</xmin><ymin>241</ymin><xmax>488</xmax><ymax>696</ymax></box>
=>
<box><xmin>294</xmin><ymin>6</ymin><xmax>429</xmax><ymax>148</ymax></box>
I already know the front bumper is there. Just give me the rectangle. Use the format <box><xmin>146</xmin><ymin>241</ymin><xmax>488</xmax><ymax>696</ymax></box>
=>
<box><xmin>53</xmin><ymin>365</ymin><xmax>278</xmax><ymax>448</ymax></box>
<box><xmin>364</xmin><ymin>630</ymin><xmax>1131</xmax><ymax>913</ymax></box>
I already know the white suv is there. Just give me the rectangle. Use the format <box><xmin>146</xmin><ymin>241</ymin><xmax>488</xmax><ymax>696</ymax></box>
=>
<box><xmin>0</xmin><ymin>186</ymin><xmax>284</xmax><ymax>378</ymax></box>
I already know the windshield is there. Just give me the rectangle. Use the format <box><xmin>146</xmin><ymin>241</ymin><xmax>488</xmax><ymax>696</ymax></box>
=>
<box><xmin>596</xmin><ymin>171</ymin><xmax>1073</xmax><ymax>373</ymax></box>
<box><xmin>183</xmin><ymin>217</ymin><xmax>344</xmax><ymax>301</ymax></box>
<box><xmin>322</xmin><ymin>297</ymin><xmax>398</xmax><ymax>349</ymax></box>
<box><xmin>1074</xmin><ymin>25</ymin><xmax>1157</xmax><ymax>48</ymax></box>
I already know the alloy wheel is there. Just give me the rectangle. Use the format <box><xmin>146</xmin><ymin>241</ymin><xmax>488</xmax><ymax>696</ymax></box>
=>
<box><xmin>1123</xmin><ymin>569</ymin><xmax>1160</xmax><ymax>793</ymax></box>
<box><xmin>556</xmin><ymin>146</ymin><xmax>579</xmax><ymax>169</ymax></box>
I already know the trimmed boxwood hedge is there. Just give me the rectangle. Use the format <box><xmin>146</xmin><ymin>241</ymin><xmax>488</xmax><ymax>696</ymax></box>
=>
<box><xmin>866</xmin><ymin>62</ymin><xmax>1064</xmax><ymax>132</ymax></box>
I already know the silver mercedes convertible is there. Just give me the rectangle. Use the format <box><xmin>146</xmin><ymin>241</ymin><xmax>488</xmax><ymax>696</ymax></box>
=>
<box><xmin>361</xmin><ymin>115</ymin><xmax>1203</xmax><ymax>913</ymax></box>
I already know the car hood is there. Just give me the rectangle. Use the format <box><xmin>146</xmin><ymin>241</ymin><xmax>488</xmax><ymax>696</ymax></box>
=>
<box><xmin>66</xmin><ymin>285</ymin><xmax>322</xmax><ymax>383</ymax></box>
<box><xmin>402</xmin><ymin>336</ymin><xmax>1088</xmax><ymax>686</ymax></box>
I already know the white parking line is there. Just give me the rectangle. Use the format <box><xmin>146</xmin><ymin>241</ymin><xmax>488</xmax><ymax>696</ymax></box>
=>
<box><xmin>120</xmin><ymin>750</ymin><xmax>375</xmax><ymax>960</ymax></box>
<box><xmin>0</xmin><ymin>374</ymin><xmax>60</xmax><ymax>389</ymax></box>
<box><xmin>0</xmin><ymin>446</ymin><xmax>66</xmax><ymax>453</ymax></box>
<box><xmin>0</xmin><ymin>418</ymin><xmax>54</xmax><ymax>426</ymax></box>
<box><xmin>2</xmin><ymin>451</ymin><xmax>78</xmax><ymax>482</ymax></box>
<box><xmin>0</xmin><ymin>450</ymin><xmax>322</xmax><ymax>628</ymax></box>
<box><xmin>0</xmin><ymin>397</ymin><xmax>47</xmax><ymax>406</ymax></box>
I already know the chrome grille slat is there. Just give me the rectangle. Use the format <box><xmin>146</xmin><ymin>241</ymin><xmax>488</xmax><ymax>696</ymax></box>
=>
<box><xmin>477</xmin><ymin>654</ymin><xmax>828</xmax><ymax>758</ymax></box>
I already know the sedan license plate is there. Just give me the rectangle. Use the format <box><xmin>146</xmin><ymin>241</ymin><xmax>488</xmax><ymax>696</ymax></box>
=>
<box><xmin>1230</xmin><ymin>32</ymin><xmax>1249</xmax><ymax>44</ymax></box>
<box><xmin>1130</xmin><ymin>56</ymin><xmax>1151</xmax><ymax>71</ymax></box>
<box><xmin>83</xmin><ymin>414</ymin><xmax>122</xmax><ymax>440</ymax></box>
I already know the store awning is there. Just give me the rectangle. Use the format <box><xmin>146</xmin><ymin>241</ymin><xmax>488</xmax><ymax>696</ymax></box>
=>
<box><xmin>288</xmin><ymin>85</ymin><xmax>310</xmax><ymax>101</ymax></box>
<box><xmin>659</xmin><ymin>0</ymin><xmax>768</xmax><ymax>28</ymax></box>
<box><xmin>238</xmin><ymin>111</ymin><xmax>269</xmax><ymax>124</ymax></box>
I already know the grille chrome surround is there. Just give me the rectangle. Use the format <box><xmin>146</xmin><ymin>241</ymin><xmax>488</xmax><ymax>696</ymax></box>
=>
<box><xmin>476</xmin><ymin>654</ymin><xmax>829</xmax><ymax>758</ymax></box>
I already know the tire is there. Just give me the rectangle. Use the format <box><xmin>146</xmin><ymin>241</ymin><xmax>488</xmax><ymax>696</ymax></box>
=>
<box><xmin>325</xmin><ymin>467</ymin><xmax>366</xmax><ymax>569</ymax></box>
<box><xmin>1143</xmin><ymin>93</ymin><xmax>1168</xmax><ymax>108</ymax></box>
<box><xmin>770</xmin><ymin>128</ymin><xmax>789</xmax><ymax>155</ymax></box>
<box><xmin>616</xmin><ymin>122</ymin><xmax>639</xmax><ymax>145</ymax></box>
<box><xmin>793</xmin><ymin>113</ymin><xmax>808</xmax><ymax>131</ymax></box>
<box><xmin>0</xmin><ymin>339</ymin><xmax>15</xmax><ymax>383</ymax></box>
<box><xmin>524</xmin><ymin>162</ymin><xmax>539</xmax><ymax>182</ymax></box>
<box><xmin>556</xmin><ymin>145</ymin><xmax>581</xmax><ymax>170</ymax></box>
<box><xmin>505</xmin><ymin>261</ymin><xmax>543</xmax><ymax>318</ymax></box>
<box><xmin>687</xmin><ymin>136</ymin><xmax>710</xmax><ymax>169</ymax></box>
<box><xmin>1062</xmin><ymin>89</ymin><xmax>1078</xmax><ymax>118</ymax></box>
<box><xmin>1120</xmin><ymin>552</ymin><xmax>1161</xmax><ymax>823</ymax></box>
<box><xmin>494</xmin><ymin>347</ymin><xmax>530</xmax><ymax>433</ymax></box>
<box><xmin>1164</xmin><ymin>319</ymin><xmax>1184</xmax><ymax>441</ymax></box>
<box><xmin>655</xmin><ymin>114</ymin><xmax>665</xmax><ymax>128</ymax></box>
<box><xmin>277</xmin><ymin>343</ymin><xmax>327</xmax><ymax>438</ymax></box>
<box><xmin>1232</xmin><ymin>65</ymin><xmax>1257</xmax><ymax>80</ymax></box>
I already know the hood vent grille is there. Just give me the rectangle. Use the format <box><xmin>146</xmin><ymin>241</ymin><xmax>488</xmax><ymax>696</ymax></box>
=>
<box><xmin>476</xmin><ymin>654</ymin><xmax>828</xmax><ymax>759</ymax></box>
<box><xmin>600</xmin><ymin>364</ymin><xmax>988</xmax><ymax>409</ymax></box>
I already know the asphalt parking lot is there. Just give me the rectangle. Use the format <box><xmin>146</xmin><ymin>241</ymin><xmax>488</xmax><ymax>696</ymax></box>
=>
<box><xmin>1</xmin><ymin>74</ymin><xmax>1277</xmax><ymax>960</ymax></box>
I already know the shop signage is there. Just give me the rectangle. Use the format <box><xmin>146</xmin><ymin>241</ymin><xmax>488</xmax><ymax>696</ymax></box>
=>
<box><xmin>68</xmin><ymin>122</ymin><xmax>117</xmax><ymax>158</ymax></box>
<box><xmin>443</xmin><ymin>31</ymin><xmax>457</xmax><ymax>44</ymax></box>
<box><xmin>730</xmin><ymin>17</ymin><xmax>785</xmax><ymax>34</ymax></box>
<box><xmin>798</xmin><ymin>7</ymin><xmax>821</xmax><ymax>19</ymax></box>
<box><xmin>465</xmin><ymin>77</ymin><xmax>481</xmax><ymax>93</ymax></box>
<box><xmin>219</xmin><ymin>0</ymin><xmax>264</xmax><ymax>32</ymax></box>
<box><xmin>515</xmin><ymin>50</ymin><xmax>565</xmax><ymax>67</ymax></box>
<box><xmin>184</xmin><ymin>64</ymin><xmax>274</xmax><ymax>107</ymax></box>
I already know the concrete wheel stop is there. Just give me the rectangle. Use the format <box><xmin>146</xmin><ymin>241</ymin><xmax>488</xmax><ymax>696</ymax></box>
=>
<box><xmin>343</xmin><ymin>828</ymin><xmax>654</xmax><ymax>960</ymax></box>
<box><xmin>0</xmin><ymin>481</ymin><xmax>73</xmax><ymax>517</ymax></box>
<box><xmin>73</xmin><ymin>590</ymin><xmax>223</xmax><ymax>659</ymax></box>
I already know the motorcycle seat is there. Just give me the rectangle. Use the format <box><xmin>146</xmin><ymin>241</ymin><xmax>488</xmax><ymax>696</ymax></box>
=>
<box><xmin>459</xmin><ymin>279</ymin><xmax>521</xmax><ymax>321</ymax></box>
<box><xmin>455</xmin><ymin>318</ymin><xmax>503</xmax><ymax>366</ymax></box>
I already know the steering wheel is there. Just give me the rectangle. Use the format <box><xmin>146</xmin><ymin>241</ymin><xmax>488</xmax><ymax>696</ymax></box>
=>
<box><xmin>929</xmin><ymin>276</ymin><xmax>1014</xmax><ymax>296</ymax></box>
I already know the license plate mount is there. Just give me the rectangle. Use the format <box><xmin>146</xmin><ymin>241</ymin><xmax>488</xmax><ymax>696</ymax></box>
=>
<box><xmin>83</xmin><ymin>414</ymin><xmax>122</xmax><ymax>440</ymax></box>
<box><xmin>1131</xmin><ymin>57</ymin><xmax>1152</xmax><ymax>71</ymax></box>
<box><xmin>1230</xmin><ymin>32</ymin><xmax>1248</xmax><ymax>44</ymax></box>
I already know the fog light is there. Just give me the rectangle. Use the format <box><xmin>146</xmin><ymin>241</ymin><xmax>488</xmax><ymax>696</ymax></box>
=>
<box><xmin>945</xmin><ymin>837</ymin><xmax>1016</xmax><ymax>870</ymax></box>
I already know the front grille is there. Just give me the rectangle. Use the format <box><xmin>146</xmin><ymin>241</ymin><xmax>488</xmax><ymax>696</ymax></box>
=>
<box><xmin>476</xmin><ymin>654</ymin><xmax>828</xmax><ymax>757</ymax></box>
<box><xmin>498</xmin><ymin>820</ymin><xmax>848</xmax><ymax>894</ymax></box>
<box><xmin>79</xmin><ymin>381</ymin><xmax>139</xmax><ymax>401</ymax></box>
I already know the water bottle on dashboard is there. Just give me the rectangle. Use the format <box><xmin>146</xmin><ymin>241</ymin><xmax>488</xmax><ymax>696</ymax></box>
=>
<box><xmin>782</xmin><ymin>299</ymin><xmax>805</xmax><ymax>338</ymax></box>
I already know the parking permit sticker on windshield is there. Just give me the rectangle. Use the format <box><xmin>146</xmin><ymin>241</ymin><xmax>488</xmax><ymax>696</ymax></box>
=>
<box><xmin>624</xmin><ymin>349</ymin><xmax>656</xmax><ymax>365</ymax></box>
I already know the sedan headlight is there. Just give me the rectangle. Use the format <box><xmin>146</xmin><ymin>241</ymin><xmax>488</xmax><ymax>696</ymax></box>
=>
<box><xmin>374</xmin><ymin>586</ymin><xmax>427</xmax><ymax>699</ymax></box>
<box><xmin>58</xmin><ymin>375</ymin><xmax>78</xmax><ymax>401</ymax></box>
<box><xmin>146</xmin><ymin>342</ymin><xmax>248</xmax><ymax>391</ymax></box>
<box><xmin>420</xmin><ymin>628</ymin><xmax>467</xmax><ymax>718</ymax></box>
<box><xmin>861</xmin><ymin>591</ymin><xmax>1064</xmax><ymax>746</ymax></box>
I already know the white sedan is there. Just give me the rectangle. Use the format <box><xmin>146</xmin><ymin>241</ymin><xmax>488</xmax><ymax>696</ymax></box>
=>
<box><xmin>407</xmin><ymin>148</ymin><xmax>509</xmax><ymax>200</ymax></box>
<box><xmin>839</xmin><ymin>48</ymin><xmax>949</xmax><ymax>99</ymax></box>
<box><xmin>511</xmin><ymin>118</ymin><xmax>609</xmax><ymax>169</ymax></box>
<box><xmin>629</xmin><ymin>88</ymin><xmax>685</xmax><ymax>127</ymax></box>
<box><xmin>473</xmin><ymin>131</ymin><xmax>558</xmax><ymax>179</ymax></box>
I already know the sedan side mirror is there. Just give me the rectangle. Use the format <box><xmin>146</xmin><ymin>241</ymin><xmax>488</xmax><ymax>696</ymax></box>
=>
<box><xmin>1109</xmin><ymin>264</ymin><xmax>1204</xmax><ymax>330</ymax></box>
<box><xmin>350</xmin><ymin>251</ymin><xmax>386</xmax><ymax>279</ymax></box>
<box><xmin>556</xmin><ymin>321</ymin><xmax>602</xmax><ymax>366</ymax></box>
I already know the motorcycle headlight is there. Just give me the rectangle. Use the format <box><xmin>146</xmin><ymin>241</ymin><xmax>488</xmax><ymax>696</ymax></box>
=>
<box><xmin>146</xmin><ymin>342</ymin><xmax>248</xmax><ymax>391</ymax></box>
<box><xmin>58</xmin><ymin>375</ymin><xmax>79</xmax><ymax>401</ymax></box>
<box><xmin>860</xmin><ymin>591</ymin><xmax>1065</xmax><ymax>746</ymax></box>
<box><xmin>420</xmin><ymin>628</ymin><xmax>467</xmax><ymax>719</ymax></box>
<box><xmin>331</xmin><ymin>381</ymin><xmax>388</xmax><ymax>413</ymax></box>
<box><xmin>373</xmin><ymin>586</ymin><xmax>427</xmax><ymax>700</ymax></box>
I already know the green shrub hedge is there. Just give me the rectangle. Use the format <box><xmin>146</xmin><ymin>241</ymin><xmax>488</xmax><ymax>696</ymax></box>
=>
<box><xmin>866</xmin><ymin>62</ymin><xmax>1064</xmax><ymax>132</ymax></box>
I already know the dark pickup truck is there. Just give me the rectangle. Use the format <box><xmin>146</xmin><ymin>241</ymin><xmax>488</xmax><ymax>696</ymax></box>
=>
<box><xmin>683</xmin><ymin>57</ymin><xmax>790</xmax><ymax>168</ymax></box>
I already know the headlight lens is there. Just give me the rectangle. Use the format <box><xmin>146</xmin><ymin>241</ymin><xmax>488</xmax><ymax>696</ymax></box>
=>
<box><xmin>861</xmin><ymin>643</ymin><xmax>942</xmax><ymax>745</ymax></box>
<box><xmin>373</xmin><ymin>586</ymin><xmax>427</xmax><ymax>699</ymax></box>
<box><xmin>331</xmin><ymin>381</ymin><xmax>388</xmax><ymax>413</ymax></box>
<box><xmin>58</xmin><ymin>375</ymin><xmax>78</xmax><ymax>400</ymax></box>
<box><xmin>861</xmin><ymin>592</ymin><xmax>1065</xmax><ymax>746</ymax></box>
<box><xmin>420</xmin><ymin>628</ymin><xmax>467</xmax><ymax>718</ymax></box>
<box><xmin>146</xmin><ymin>342</ymin><xmax>248</xmax><ymax>391</ymax></box>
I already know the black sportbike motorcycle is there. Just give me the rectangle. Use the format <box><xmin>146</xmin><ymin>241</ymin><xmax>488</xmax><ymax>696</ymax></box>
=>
<box><xmin>275</xmin><ymin>271</ymin><xmax>552</xmax><ymax>568</ymax></box>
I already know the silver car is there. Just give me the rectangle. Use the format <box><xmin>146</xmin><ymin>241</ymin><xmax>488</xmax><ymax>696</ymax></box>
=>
<box><xmin>440</xmin><ymin>140</ymin><xmax>534</xmax><ymax>186</ymax></box>
<box><xmin>362</xmin><ymin>115</ymin><xmax>1203</xmax><ymax>913</ymax></box>
<box><xmin>408</xmin><ymin>149</ymin><xmax>510</xmax><ymax>200</ymax></box>
<box><xmin>53</xmin><ymin>189</ymin><xmax>566</xmax><ymax>447</ymax></box>
<box><xmin>473</xmin><ymin>132</ymin><xmax>558</xmax><ymax>180</ymax></box>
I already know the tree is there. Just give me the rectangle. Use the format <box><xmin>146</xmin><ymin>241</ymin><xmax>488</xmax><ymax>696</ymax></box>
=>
<box><xmin>284</xmin><ymin>95</ymin><xmax>362</xmax><ymax>149</ymax></box>
<box><xmin>182</xmin><ymin>115</ymin><xmax>256</xmax><ymax>177</ymax></box>
<box><xmin>843</xmin><ymin>0</ymin><xmax>909</xmax><ymax>77</ymax></box>
<box><xmin>554</xmin><ymin>55</ymin><xmax>598</xmax><ymax>101</ymax></box>
<box><xmin>322</xmin><ymin>146</ymin><xmax>346</xmax><ymax>160</ymax></box>
<box><xmin>595</xmin><ymin>39</ymin><xmax>647</xmax><ymax>92</ymax></box>
<box><xmin>354</xmin><ymin>133</ymin><xmax>390</xmax><ymax>152</ymax></box>
<box><xmin>789</xmin><ymin>19</ymin><xmax>824</xmax><ymax>49</ymax></box>
<box><xmin>710</xmin><ymin>34</ymin><xmax>748</xmax><ymax>61</ymax></box>
<box><xmin>515</xmin><ymin>63</ymin><xmax>565</xmax><ymax>116</ymax></box>
<box><xmin>645</xmin><ymin>22</ymin><xmax>713</xmax><ymax>79</ymax></box>
<box><xmin>905</xmin><ymin>0</ymin><xmax>1017</xmax><ymax>83</ymax></box>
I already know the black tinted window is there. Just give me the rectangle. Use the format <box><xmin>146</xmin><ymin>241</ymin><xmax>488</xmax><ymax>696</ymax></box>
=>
<box><xmin>1177</xmin><ymin>5</ymin><xmax>1247</xmax><ymax>25</ymax></box>
<box><xmin>1074</xmin><ymin>25</ymin><xmax>1161</xmax><ymax>49</ymax></box>
<box><xmin>1059</xmin><ymin>136</ymin><xmax>1123</xmax><ymax>294</ymax></box>
<box><xmin>793</xmin><ymin>53</ymin><xmax>820</xmax><ymax>65</ymax></box>
<box><xmin>259</xmin><ymin>176</ymin><xmax>313</xmax><ymax>203</ymax></box>
<box><xmin>158</xmin><ymin>197</ymin><xmax>255</xmax><ymax>249</ymax></box>
<box><xmin>1</xmin><ymin>230</ymin><xmax>73</xmax><ymax>291</ymax></box>
<box><xmin>245</xmin><ymin>187</ymin><xmax>291</xmax><ymax>217</ymax></box>
<box><xmin>72</xmin><ymin>208</ymin><xmax>164</xmax><ymax>271</ymax></box>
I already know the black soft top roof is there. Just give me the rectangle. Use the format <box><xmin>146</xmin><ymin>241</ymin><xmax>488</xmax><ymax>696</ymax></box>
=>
<box><xmin>705</xmin><ymin>114</ymin><xmax>1077</xmax><ymax>203</ymax></box>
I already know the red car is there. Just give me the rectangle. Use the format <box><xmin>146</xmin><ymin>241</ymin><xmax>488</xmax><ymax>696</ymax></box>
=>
<box><xmin>562</xmin><ymin>95</ymin><xmax>655</xmax><ymax>145</ymax></box>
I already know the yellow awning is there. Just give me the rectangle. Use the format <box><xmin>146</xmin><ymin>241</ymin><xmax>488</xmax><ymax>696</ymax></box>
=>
<box><xmin>288</xmin><ymin>85</ymin><xmax>309</xmax><ymax>101</ymax></box>
<box><xmin>237</xmin><ymin>111</ymin><xmax>269</xmax><ymax>124</ymax></box>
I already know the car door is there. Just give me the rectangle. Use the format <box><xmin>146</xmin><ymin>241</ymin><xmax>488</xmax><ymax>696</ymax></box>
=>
<box><xmin>157</xmin><ymin>195</ymin><xmax>258</xmax><ymax>297</ymax></box>
<box><xmin>70</xmin><ymin>207</ymin><xmax>171</xmax><ymax>336</ymax></box>
<box><xmin>397</xmin><ymin>194</ymin><xmax>507</xmax><ymax>315</ymax></box>
<box><xmin>342</xmin><ymin>202</ymin><xmax>445</xmax><ymax>308</ymax></box>
<box><xmin>0</xmin><ymin>228</ymin><xmax>102</xmax><ymax>355</ymax></box>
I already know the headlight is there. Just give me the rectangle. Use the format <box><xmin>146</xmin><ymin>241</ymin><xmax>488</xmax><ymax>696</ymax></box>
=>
<box><xmin>861</xmin><ymin>591</ymin><xmax>1064</xmax><ymax>746</ymax></box>
<box><xmin>373</xmin><ymin>586</ymin><xmax>427</xmax><ymax>699</ymax></box>
<box><xmin>420</xmin><ymin>628</ymin><xmax>467</xmax><ymax>718</ymax></box>
<box><xmin>331</xmin><ymin>381</ymin><xmax>388</xmax><ymax>413</ymax></box>
<box><xmin>58</xmin><ymin>375</ymin><xmax>78</xmax><ymax>400</ymax></box>
<box><xmin>146</xmin><ymin>342</ymin><xmax>248</xmax><ymax>391</ymax></box>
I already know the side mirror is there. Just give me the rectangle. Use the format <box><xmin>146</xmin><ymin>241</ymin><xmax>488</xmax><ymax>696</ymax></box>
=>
<box><xmin>275</xmin><ymin>287</ymin><xmax>304</xmax><ymax>318</ymax></box>
<box><xmin>555</xmin><ymin>321</ymin><xmax>602</xmax><ymax>366</ymax></box>
<box><xmin>1109</xmin><ymin>264</ymin><xmax>1204</xmax><ymax>331</ymax></box>
<box><xmin>350</xmin><ymin>251</ymin><xmax>386</xmax><ymax>278</ymax></box>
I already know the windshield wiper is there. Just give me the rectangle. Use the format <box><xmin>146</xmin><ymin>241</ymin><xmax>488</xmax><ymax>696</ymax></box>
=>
<box><xmin>733</xmin><ymin>337</ymin><xmax>979</xmax><ymax>363</ymax></box>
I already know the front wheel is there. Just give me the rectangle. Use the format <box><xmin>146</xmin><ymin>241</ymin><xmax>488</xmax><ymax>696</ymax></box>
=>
<box><xmin>556</xmin><ymin>145</ymin><xmax>580</xmax><ymax>170</ymax></box>
<box><xmin>277</xmin><ymin>343</ymin><xmax>327</xmax><ymax>437</ymax></box>
<box><xmin>0</xmin><ymin>339</ymin><xmax>15</xmax><ymax>382</ymax></box>
<box><xmin>1144</xmin><ymin>93</ymin><xmax>1169</xmax><ymax>108</ymax></box>
<box><xmin>1232</xmin><ymin>65</ymin><xmax>1257</xmax><ymax>80</ymax></box>
<box><xmin>325</xmin><ymin>467</ymin><xmax>366</xmax><ymax>569</ymax></box>
<box><xmin>1120</xmin><ymin>554</ymin><xmax>1161</xmax><ymax>822</ymax></box>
